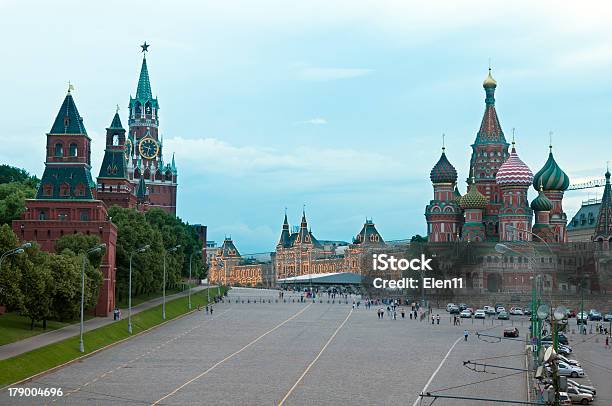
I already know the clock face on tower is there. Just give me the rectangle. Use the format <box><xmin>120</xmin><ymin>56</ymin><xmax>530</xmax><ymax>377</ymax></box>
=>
<box><xmin>125</xmin><ymin>138</ymin><xmax>133</xmax><ymax>160</ymax></box>
<box><xmin>138</xmin><ymin>137</ymin><xmax>159</xmax><ymax>160</ymax></box>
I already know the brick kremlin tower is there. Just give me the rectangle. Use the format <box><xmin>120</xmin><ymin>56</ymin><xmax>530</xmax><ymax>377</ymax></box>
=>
<box><xmin>96</xmin><ymin>110</ymin><xmax>136</xmax><ymax>209</ymax></box>
<box><xmin>469</xmin><ymin>69</ymin><xmax>510</xmax><ymax>239</ymax></box>
<box><xmin>532</xmin><ymin>144</ymin><xmax>570</xmax><ymax>242</ymax></box>
<box><xmin>496</xmin><ymin>140</ymin><xmax>534</xmax><ymax>241</ymax></box>
<box><xmin>13</xmin><ymin>89</ymin><xmax>118</xmax><ymax>316</ymax></box>
<box><xmin>425</xmin><ymin>142</ymin><xmax>463</xmax><ymax>242</ymax></box>
<box><xmin>126</xmin><ymin>43</ymin><xmax>177</xmax><ymax>214</ymax></box>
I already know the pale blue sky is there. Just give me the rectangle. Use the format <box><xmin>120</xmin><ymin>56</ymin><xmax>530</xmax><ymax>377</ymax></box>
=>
<box><xmin>1</xmin><ymin>1</ymin><xmax>611</xmax><ymax>253</ymax></box>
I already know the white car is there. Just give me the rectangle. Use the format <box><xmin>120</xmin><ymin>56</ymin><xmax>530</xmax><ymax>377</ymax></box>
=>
<box><xmin>556</xmin><ymin>362</ymin><xmax>584</xmax><ymax>378</ymax></box>
<box><xmin>509</xmin><ymin>307</ymin><xmax>524</xmax><ymax>315</ymax></box>
<box><xmin>495</xmin><ymin>306</ymin><xmax>506</xmax><ymax>313</ymax></box>
<box><xmin>446</xmin><ymin>303</ymin><xmax>456</xmax><ymax>312</ymax></box>
<box><xmin>460</xmin><ymin>309</ymin><xmax>472</xmax><ymax>318</ymax></box>
<box><xmin>558</xmin><ymin>355</ymin><xmax>580</xmax><ymax>367</ymax></box>
<box><xmin>474</xmin><ymin>309</ymin><xmax>486</xmax><ymax>319</ymax></box>
<box><xmin>484</xmin><ymin>306</ymin><xmax>496</xmax><ymax>315</ymax></box>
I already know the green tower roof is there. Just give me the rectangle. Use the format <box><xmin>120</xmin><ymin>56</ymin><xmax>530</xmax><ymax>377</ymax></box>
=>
<box><xmin>531</xmin><ymin>188</ymin><xmax>553</xmax><ymax>211</ymax></box>
<box><xmin>136</xmin><ymin>57</ymin><xmax>152</xmax><ymax>100</ymax></box>
<box><xmin>49</xmin><ymin>91</ymin><xmax>87</xmax><ymax>135</ymax></box>
<box><xmin>108</xmin><ymin>111</ymin><xmax>124</xmax><ymax>130</ymax></box>
<box><xmin>532</xmin><ymin>148</ymin><xmax>570</xmax><ymax>191</ymax></box>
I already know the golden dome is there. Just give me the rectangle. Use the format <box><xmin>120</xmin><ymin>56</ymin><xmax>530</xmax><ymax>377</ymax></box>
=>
<box><xmin>483</xmin><ymin>68</ymin><xmax>497</xmax><ymax>88</ymax></box>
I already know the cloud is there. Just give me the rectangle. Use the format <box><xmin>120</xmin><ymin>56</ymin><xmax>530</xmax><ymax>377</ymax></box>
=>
<box><xmin>165</xmin><ymin>136</ymin><xmax>411</xmax><ymax>191</ymax></box>
<box><xmin>296</xmin><ymin>67</ymin><xmax>372</xmax><ymax>81</ymax></box>
<box><xmin>296</xmin><ymin>117</ymin><xmax>327</xmax><ymax>125</ymax></box>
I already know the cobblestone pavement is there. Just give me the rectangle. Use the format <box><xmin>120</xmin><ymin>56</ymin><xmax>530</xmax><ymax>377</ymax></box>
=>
<box><xmin>0</xmin><ymin>288</ymin><xmax>531</xmax><ymax>406</ymax></box>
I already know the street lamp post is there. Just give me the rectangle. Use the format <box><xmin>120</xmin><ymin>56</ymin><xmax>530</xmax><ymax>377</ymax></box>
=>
<box><xmin>0</xmin><ymin>242</ymin><xmax>31</xmax><ymax>270</ymax></box>
<box><xmin>163</xmin><ymin>245</ymin><xmax>181</xmax><ymax>320</ymax></box>
<box><xmin>128</xmin><ymin>244</ymin><xmax>150</xmax><ymax>334</ymax></box>
<box><xmin>80</xmin><ymin>244</ymin><xmax>106</xmax><ymax>353</ymax></box>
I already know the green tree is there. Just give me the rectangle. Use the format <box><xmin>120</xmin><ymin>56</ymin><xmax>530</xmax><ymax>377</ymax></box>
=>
<box><xmin>0</xmin><ymin>182</ymin><xmax>36</xmax><ymax>225</ymax></box>
<box><xmin>55</xmin><ymin>233</ymin><xmax>104</xmax><ymax>268</ymax></box>
<box><xmin>108</xmin><ymin>206</ymin><xmax>164</xmax><ymax>301</ymax></box>
<box><xmin>0</xmin><ymin>165</ymin><xmax>39</xmax><ymax>188</ymax></box>
<box><xmin>20</xmin><ymin>249</ymin><xmax>55</xmax><ymax>329</ymax></box>
<box><xmin>48</xmin><ymin>253</ymin><xmax>81</xmax><ymax>321</ymax></box>
<box><xmin>0</xmin><ymin>224</ymin><xmax>24</xmax><ymax>310</ymax></box>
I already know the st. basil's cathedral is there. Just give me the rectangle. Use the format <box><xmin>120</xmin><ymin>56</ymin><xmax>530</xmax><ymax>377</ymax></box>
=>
<box><xmin>12</xmin><ymin>44</ymin><xmax>178</xmax><ymax>316</ymax></box>
<box><xmin>425</xmin><ymin>69</ymin><xmax>572</xmax><ymax>244</ymax></box>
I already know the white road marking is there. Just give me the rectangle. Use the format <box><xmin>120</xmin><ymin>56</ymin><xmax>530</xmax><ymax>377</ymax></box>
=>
<box><xmin>411</xmin><ymin>336</ymin><xmax>463</xmax><ymax>406</ymax></box>
<box><xmin>151</xmin><ymin>304</ymin><xmax>313</xmax><ymax>406</ymax></box>
<box><xmin>278</xmin><ymin>309</ymin><xmax>353</xmax><ymax>405</ymax></box>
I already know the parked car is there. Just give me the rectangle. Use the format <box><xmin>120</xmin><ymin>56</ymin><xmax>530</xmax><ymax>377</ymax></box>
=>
<box><xmin>460</xmin><ymin>309</ymin><xmax>472</xmax><ymax>318</ymax></box>
<box><xmin>542</xmin><ymin>342</ymin><xmax>572</xmax><ymax>356</ymax></box>
<box><xmin>577</xmin><ymin>311</ymin><xmax>588</xmax><ymax>325</ymax></box>
<box><xmin>556</xmin><ymin>362</ymin><xmax>584</xmax><ymax>378</ymax></box>
<box><xmin>503</xmin><ymin>327</ymin><xmax>519</xmax><ymax>337</ymax></box>
<box><xmin>484</xmin><ymin>306</ymin><xmax>496</xmax><ymax>315</ymax></box>
<box><xmin>523</xmin><ymin>307</ymin><xmax>532</xmax><ymax>315</ymax></box>
<box><xmin>541</xmin><ymin>333</ymin><xmax>569</xmax><ymax>345</ymax></box>
<box><xmin>497</xmin><ymin>310</ymin><xmax>509</xmax><ymax>320</ymax></box>
<box><xmin>474</xmin><ymin>309</ymin><xmax>486</xmax><ymax>319</ymax></box>
<box><xmin>604</xmin><ymin>312</ymin><xmax>612</xmax><ymax>322</ymax></box>
<box><xmin>446</xmin><ymin>303</ymin><xmax>456</xmax><ymax>312</ymax></box>
<box><xmin>449</xmin><ymin>305</ymin><xmax>460</xmax><ymax>314</ymax></box>
<box><xmin>509</xmin><ymin>307</ymin><xmax>524</xmax><ymax>315</ymax></box>
<box><xmin>566</xmin><ymin>386</ymin><xmax>593</xmax><ymax>404</ymax></box>
<box><xmin>458</xmin><ymin>303</ymin><xmax>468</xmax><ymax>311</ymax></box>
<box><xmin>558</xmin><ymin>354</ymin><xmax>580</xmax><ymax>367</ymax></box>
<box><xmin>568</xmin><ymin>379</ymin><xmax>596</xmax><ymax>396</ymax></box>
<box><xmin>567</xmin><ymin>383</ymin><xmax>595</xmax><ymax>399</ymax></box>
<box><xmin>588</xmin><ymin>309</ymin><xmax>602</xmax><ymax>321</ymax></box>
<box><xmin>466</xmin><ymin>307</ymin><xmax>474</xmax><ymax>314</ymax></box>
<box><xmin>558</xmin><ymin>392</ymin><xmax>572</xmax><ymax>405</ymax></box>
<box><xmin>496</xmin><ymin>306</ymin><xmax>506</xmax><ymax>313</ymax></box>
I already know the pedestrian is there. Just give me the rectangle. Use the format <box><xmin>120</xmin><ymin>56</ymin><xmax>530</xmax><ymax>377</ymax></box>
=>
<box><xmin>464</xmin><ymin>329</ymin><xmax>469</xmax><ymax>341</ymax></box>
<box><xmin>210</xmin><ymin>307</ymin><xmax>214</xmax><ymax>315</ymax></box>
<box><xmin>432</xmin><ymin>314</ymin><xmax>435</xmax><ymax>325</ymax></box>
<box><xmin>606</xmin><ymin>336</ymin><xmax>609</xmax><ymax>348</ymax></box>
<box><xmin>118</xmin><ymin>309</ymin><xmax>122</xmax><ymax>319</ymax></box>
<box><xmin>401</xmin><ymin>309</ymin><xmax>405</xmax><ymax>319</ymax></box>
<box><xmin>436</xmin><ymin>314</ymin><xmax>440</xmax><ymax>325</ymax></box>
<box><xmin>393</xmin><ymin>310</ymin><xmax>397</xmax><ymax>320</ymax></box>
<box><xmin>409</xmin><ymin>311</ymin><xmax>413</xmax><ymax>320</ymax></box>
<box><xmin>206</xmin><ymin>305</ymin><xmax>209</xmax><ymax>314</ymax></box>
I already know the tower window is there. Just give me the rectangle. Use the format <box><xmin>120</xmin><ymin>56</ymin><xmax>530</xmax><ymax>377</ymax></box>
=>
<box><xmin>69</xmin><ymin>143</ymin><xmax>78</xmax><ymax>157</ymax></box>
<box><xmin>113</xmin><ymin>134</ymin><xmax>119</xmax><ymax>146</ymax></box>
<box><xmin>54</xmin><ymin>143</ymin><xmax>64</xmax><ymax>157</ymax></box>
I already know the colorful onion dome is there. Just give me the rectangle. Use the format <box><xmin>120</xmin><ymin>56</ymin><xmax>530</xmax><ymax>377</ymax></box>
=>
<box><xmin>496</xmin><ymin>145</ymin><xmax>533</xmax><ymax>186</ymax></box>
<box><xmin>532</xmin><ymin>149</ymin><xmax>570</xmax><ymax>191</ymax></box>
<box><xmin>459</xmin><ymin>179</ymin><xmax>488</xmax><ymax>210</ymax></box>
<box><xmin>430</xmin><ymin>150</ymin><xmax>458</xmax><ymax>184</ymax></box>
<box><xmin>483</xmin><ymin>68</ymin><xmax>497</xmax><ymax>88</ymax></box>
<box><xmin>531</xmin><ymin>187</ymin><xmax>553</xmax><ymax>211</ymax></box>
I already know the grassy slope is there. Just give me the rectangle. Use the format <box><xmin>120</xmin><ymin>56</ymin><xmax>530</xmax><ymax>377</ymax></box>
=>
<box><xmin>0</xmin><ymin>287</ymin><xmax>224</xmax><ymax>387</ymax></box>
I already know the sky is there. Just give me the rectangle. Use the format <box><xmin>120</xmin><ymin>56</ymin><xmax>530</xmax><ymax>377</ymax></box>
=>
<box><xmin>1</xmin><ymin>1</ymin><xmax>611</xmax><ymax>254</ymax></box>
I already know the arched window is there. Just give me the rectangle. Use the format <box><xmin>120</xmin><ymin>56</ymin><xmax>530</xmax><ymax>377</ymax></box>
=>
<box><xmin>69</xmin><ymin>143</ymin><xmax>78</xmax><ymax>157</ymax></box>
<box><xmin>113</xmin><ymin>134</ymin><xmax>119</xmax><ymax>146</ymax></box>
<box><xmin>54</xmin><ymin>143</ymin><xmax>64</xmax><ymax>157</ymax></box>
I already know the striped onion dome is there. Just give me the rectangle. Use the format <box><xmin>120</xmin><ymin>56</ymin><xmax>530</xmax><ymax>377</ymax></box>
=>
<box><xmin>459</xmin><ymin>180</ymin><xmax>488</xmax><ymax>210</ymax></box>
<box><xmin>496</xmin><ymin>145</ymin><xmax>533</xmax><ymax>186</ymax></box>
<box><xmin>531</xmin><ymin>188</ymin><xmax>553</xmax><ymax>211</ymax></box>
<box><xmin>430</xmin><ymin>150</ymin><xmax>458</xmax><ymax>184</ymax></box>
<box><xmin>532</xmin><ymin>150</ymin><xmax>570</xmax><ymax>191</ymax></box>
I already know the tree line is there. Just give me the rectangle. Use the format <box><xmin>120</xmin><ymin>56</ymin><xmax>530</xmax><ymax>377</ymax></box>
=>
<box><xmin>0</xmin><ymin>165</ymin><xmax>207</xmax><ymax>327</ymax></box>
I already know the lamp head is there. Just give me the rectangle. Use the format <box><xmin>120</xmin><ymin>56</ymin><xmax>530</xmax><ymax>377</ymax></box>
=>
<box><xmin>15</xmin><ymin>248</ymin><xmax>24</xmax><ymax>254</ymax></box>
<box><xmin>21</xmin><ymin>242</ymin><xmax>32</xmax><ymax>249</ymax></box>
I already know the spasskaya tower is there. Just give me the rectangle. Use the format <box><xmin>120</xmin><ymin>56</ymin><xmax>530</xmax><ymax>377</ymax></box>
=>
<box><xmin>125</xmin><ymin>42</ymin><xmax>177</xmax><ymax>214</ymax></box>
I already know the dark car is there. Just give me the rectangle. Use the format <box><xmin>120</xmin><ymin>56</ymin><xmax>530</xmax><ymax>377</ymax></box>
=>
<box><xmin>523</xmin><ymin>307</ymin><xmax>532</xmax><ymax>316</ymax></box>
<box><xmin>588</xmin><ymin>309</ymin><xmax>602</xmax><ymax>321</ymax></box>
<box><xmin>542</xmin><ymin>334</ymin><xmax>569</xmax><ymax>345</ymax></box>
<box><xmin>605</xmin><ymin>312</ymin><xmax>612</xmax><ymax>322</ymax></box>
<box><xmin>503</xmin><ymin>327</ymin><xmax>519</xmax><ymax>337</ymax></box>
<box><xmin>497</xmin><ymin>311</ymin><xmax>509</xmax><ymax>320</ymax></box>
<box><xmin>458</xmin><ymin>303</ymin><xmax>468</xmax><ymax>311</ymax></box>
